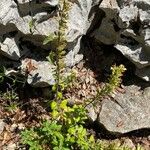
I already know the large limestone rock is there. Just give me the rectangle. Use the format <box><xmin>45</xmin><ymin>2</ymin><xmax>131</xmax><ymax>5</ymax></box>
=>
<box><xmin>0</xmin><ymin>0</ymin><xmax>101</xmax><ymax>87</ymax></box>
<box><xmin>95</xmin><ymin>85</ymin><xmax>150</xmax><ymax>134</ymax></box>
<box><xmin>92</xmin><ymin>0</ymin><xmax>150</xmax><ymax>81</ymax></box>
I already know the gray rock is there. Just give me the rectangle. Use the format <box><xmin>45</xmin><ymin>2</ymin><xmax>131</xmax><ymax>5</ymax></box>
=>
<box><xmin>92</xmin><ymin>0</ymin><xmax>150</xmax><ymax>81</ymax></box>
<box><xmin>118</xmin><ymin>6</ymin><xmax>138</xmax><ymax>28</ymax></box>
<box><xmin>0</xmin><ymin>0</ymin><xmax>101</xmax><ymax>87</ymax></box>
<box><xmin>0</xmin><ymin>119</ymin><xmax>5</xmax><ymax>135</ymax></box>
<box><xmin>143</xmin><ymin>87</ymin><xmax>150</xmax><ymax>99</ymax></box>
<box><xmin>0</xmin><ymin>0</ymin><xmax>100</xmax><ymax>48</ymax></box>
<box><xmin>0</xmin><ymin>33</ymin><xmax>30</xmax><ymax>60</ymax></box>
<box><xmin>136</xmin><ymin>66</ymin><xmax>150</xmax><ymax>81</ymax></box>
<box><xmin>92</xmin><ymin>18</ymin><xmax>119</xmax><ymax>45</ymax></box>
<box><xmin>86</xmin><ymin>104</ymin><xmax>98</xmax><ymax>122</ymax></box>
<box><xmin>97</xmin><ymin>85</ymin><xmax>150</xmax><ymax>134</ymax></box>
<box><xmin>21</xmin><ymin>58</ymin><xmax>55</xmax><ymax>87</ymax></box>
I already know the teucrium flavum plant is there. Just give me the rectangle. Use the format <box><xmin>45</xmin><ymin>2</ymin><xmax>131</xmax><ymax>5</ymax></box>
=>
<box><xmin>43</xmin><ymin>0</ymin><xmax>70</xmax><ymax>101</ymax></box>
<box><xmin>85</xmin><ymin>64</ymin><xmax>126</xmax><ymax>106</ymax></box>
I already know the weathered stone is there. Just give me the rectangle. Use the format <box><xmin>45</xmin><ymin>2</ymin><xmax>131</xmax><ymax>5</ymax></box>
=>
<box><xmin>114</xmin><ymin>44</ymin><xmax>150</xmax><ymax>69</ymax></box>
<box><xmin>0</xmin><ymin>0</ymin><xmax>101</xmax><ymax>86</ymax></box>
<box><xmin>0</xmin><ymin>33</ymin><xmax>30</xmax><ymax>60</ymax></box>
<box><xmin>0</xmin><ymin>0</ymin><xmax>100</xmax><ymax>48</ymax></box>
<box><xmin>118</xmin><ymin>6</ymin><xmax>138</xmax><ymax>28</ymax></box>
<box><xmin>21</xmin><ymin>58</ymin><xmax>55</xmax><ymax>87</ymax></box>
<box><xmin>97</xmin><ymin>85</ymin><xmax>150</xmax><ymax>134</ymax></box>
<box><xmin>3</xmin><ymin>143</ymin><xmax>16</xmax><ymax>150</ymax></box>
<box><xmin>0</xmin><ymin>119</ymin><xmax>5</xmax><ymax>135</ymax></box>
<box><xmin>92</xmin><ymin>0</ymin><xmax>150</xmax><ymax>81</ymax></box>
<box><xmin>86</xmin><ymin>104</ymin><xmax>97</xmax><ymax>122</ymax></box>
<box><xmin>136</xmin><ymin>66</ymin><xmax>150</xmax><ymax>81</ymax></box>
<box><xmin>92</xmin><ymin>18</ymin><xmax>119</xmax><ymax>45</ymax></box>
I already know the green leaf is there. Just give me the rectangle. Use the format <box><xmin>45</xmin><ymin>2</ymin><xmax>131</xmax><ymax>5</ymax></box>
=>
<box><xmin>52</xmin><ymin>84</ymin><xmax>57</xmax><ymax>92</ymax></box>
<box><xmin>51</xmin><ymin>101</ymin><xmax>57</xmax><ymax>110</ymax></box>
<box><xmin>43</xmin><ymin>34</ymin><xmax>57</xmax><ymax>45</ymax></box>
<box><xmin>60</xmin><ymin>99</ymin><xmax>68</xmax><ymax>110</ymax></box>
<box><xmin>47</xmin><ymin>51</ymin><xmax>56</xmax><ymax>65</ymax></box>
<box><xmin>52</xmin><ymin>110</ymin><xmax>59</xmax><ymax>118</ymax></box>
<box><xmin>57</xmin><ymin>92</ymin><xmax>63</xmax><ymax>99</ymax></box>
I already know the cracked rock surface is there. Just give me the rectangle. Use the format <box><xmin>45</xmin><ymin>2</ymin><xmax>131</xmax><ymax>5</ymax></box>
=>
<box><xmin>0</xmin><ymin>0</ymin><xmax>101</xmax><ymax>87</ymax></box>
<box><xmin>0</xmin><ymin>0</ymin><xmax>150</xmax><ymax>86</ymax></box>
<box><xmin>92</xmin><ymin>0</ymin><xmax>150</xmax><ymax>81</ymax></box>
<box><xmin>96</xmin><ymin>85</ymin><xmax>150</xmax><ymax>134</ymax></box>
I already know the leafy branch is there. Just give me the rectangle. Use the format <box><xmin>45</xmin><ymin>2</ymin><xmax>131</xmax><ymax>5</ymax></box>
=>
<box><xmin>43</xmin><ymin>0</ymin><xmax>70</xmax><ymax>101</ymax></box>
<box><xmin>85</xmin><ymin>64</ymin><xmax>126</xmax><ymax>107</ymax></box>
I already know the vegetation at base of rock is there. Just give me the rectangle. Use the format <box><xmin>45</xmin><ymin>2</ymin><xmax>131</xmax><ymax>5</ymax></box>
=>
<box><xmin>20</xmin><ymin>0</ymin><xmax>142</xmax><ymax>149</ymax></box>
<box><xmin>86</xmin><ymin>64</ymin><xmax>126</xmax><ymax>106</ymax></box>
<box><xmin>20</xmin><ymin>62</ymin><xmax>129</xmax><ymax>149</ymax></box>
<box><xmin>0</xmin><ymin>0</ymin><xmax>146</xmax><ymax>149</ymax></box>
<box><xmin>21</xmin><ymin>100</ymin><xmax>94</xmax><ymax>150</ymax></box>
<box><xmin>21</xmin><ymin>99</ymin><xmax>144</xmax><ymax>150</ymax></box>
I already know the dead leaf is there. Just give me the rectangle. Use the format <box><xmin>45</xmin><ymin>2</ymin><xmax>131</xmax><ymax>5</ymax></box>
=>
<box><xmin>26</xmin><ymin>59</ymin><xmax>38</xmax><ymax>74</ymax></box>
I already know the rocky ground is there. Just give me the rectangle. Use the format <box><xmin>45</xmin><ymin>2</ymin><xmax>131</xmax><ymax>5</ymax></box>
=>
<box><xmin>0</xmin><ymin>0</ymin><xmax>150</xmax><ymax>149</ymax></box>
<box><xmin>0</xmin><ymin>43</ymin><xmax>150</xmax><ymax>149</ymax></box>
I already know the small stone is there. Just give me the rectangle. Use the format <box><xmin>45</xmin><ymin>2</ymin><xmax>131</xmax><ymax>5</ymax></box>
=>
<box><xmin>143</xmin><ymin>87</ymin><xmax>150</xmax><ymax>99</ymax></box>
<box><xmin>122</xmin><ymin>138</ymin><xmax>135</xmax><ymax>149</ymax></box>
<box><xmin>10</xmin><ymin>124</ymin><xmax>18</xmax><ymax>132</ymax></box>
<box><xmin>18</xmin><ymin>123</ymin><xmax>25</xmax><ymax>130</ymax></box>
<box><xmin>0</xmin><ymin>119</ymin><xmax>5</xmax><ymax>135</ymax></box>
<box><xmin>87</xmin><ymin>105</ymin><xmax>97</xmax><ymax>122</ymax></box>
<box><xmin>3</xmin><ymin>143</ymin><xmax>16</xmax><ymax>150</ymax></box>
<box><xmin>97</xmin><ymin>85</ymin><xmax>150</xmax><ymax>134</ymax></box>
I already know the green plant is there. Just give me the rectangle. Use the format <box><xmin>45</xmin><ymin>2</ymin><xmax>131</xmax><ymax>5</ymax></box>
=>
<box><xmin>1</xmin><ymin>88</ymin><xmax>19</xmax><ymax>101</ymax></box>
<box><xmin>0</xmin><ymin>88</ymin><xmax>19</xmax><ymax>112</ymax></box>
<box><xmin>43</xmin><ymin>0</ymin><xmax>70</xmax><ymax>101</ymax></box>
<box><xmin>21</xmin><ymin>100</ymin><xmax>96</xmax><ymax>150</ymax></box>
<box><xmin>85</xmin><ymin>64</ymin><xmax>126</xmax><ymax>106</ymax></box>
<box><xmin>21</xmin><ymin>1</ymin><xmax>95</xmax><ymax>149</ymax></box>
<box><xmin>0</xmin><ymin>66</ymin><xmax>26</xmax><ymax>86</ymax></box>
<box><xmin>21</xmin><ymin>1</ymin><xmax>140</xmax><ymax>150</ymax></box>
<box><xmin>29</xmin><ymin>18</ymin><xmax>36</xmax><ymax>34</ymax></box>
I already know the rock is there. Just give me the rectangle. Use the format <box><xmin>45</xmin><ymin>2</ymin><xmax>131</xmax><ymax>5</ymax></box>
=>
<box><xmin>97</xmin><ymin>85</ymin><xmax>150</xmax><ymax>134</ymax></box>
<box><xmin>118</xmin><ymin>5</ymin><xmax>138</xmax><ymax>28</ymax></box>
<box><xmin>0</xmin><ymin>0</ymin><xmax>100</xmax><ymax>49</ymax></box>
<box><xmin>10</xmin><ymin>124</ymin><xmax>18</xmax><ymax>132</ymax></box>
<box><xmin>0</xmin><ymin>32</ymin><xmax>30</xmax><ymax>60</ymax></box>
<box><xmin>92</xmin><ymin>18</ymin><xmax>119</xmax><ymax>45</ymax></box>
<box><xmin>86</xmin><ymin>104</ymin><xmax>97</xmax><ymax>122</ymax></box>
<box><xmin>3</xmin><ymin>143</ymin><xmax>16</xmax><ymax>150</ymax></box>
<box><xmin>21</xmin><ymin>58</ymin><xmax>55</xmax><ymax>87</ymax></box>
<box><xmin>143</xmin><ymin>86</ymin><xmax>150</xmax><ymax>99</ymax></box>
<box><xmin>136</xmin><ymin>67</ymin><xmax>150</xmax><ymax>81</ymax></box>
<box><xmin>0</xmin><ymin>119</ymin><xmax>5</xmax><ymax>135</ymax></box>
<box><xmin>122</xmin><ymin>138</ymin><xmax>135</xmax><ymax>149</ymax></box>
<box><xmin>0</xmin><ymin>0</ymin><xmax>101</xmax><ymax>87</ymax></box>
<box><xmin>92</xmin><ymin>0</ymin><xmax>150</xmax><ymax>81</ymax></box>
